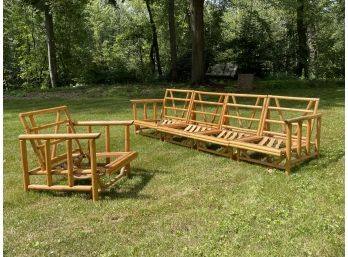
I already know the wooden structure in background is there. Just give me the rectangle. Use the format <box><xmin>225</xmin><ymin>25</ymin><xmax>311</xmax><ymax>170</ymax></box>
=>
<box><xmin>19</xmin><ymin>106</ymin><xmax>137</xmax><ymax>201</ymax></box>
<box><xmin>131</xmin><ymin>89</ymin><xmax>321</xmax><ymax>175</ymax></box>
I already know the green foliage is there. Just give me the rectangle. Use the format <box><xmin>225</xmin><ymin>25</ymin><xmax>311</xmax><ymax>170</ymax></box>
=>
<box><xmin>233</xmin><ymin>10</ymin><xmax>273</xmax><ymax>75</ymax></box>
<box><xmin>3</xmin><ymin>0</ymin><xmax>345</xmax><ymax>89</ymax></box>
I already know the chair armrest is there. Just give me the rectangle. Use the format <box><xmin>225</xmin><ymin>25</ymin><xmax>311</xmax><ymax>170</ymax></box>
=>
<box><xmin>284</xmin><ymin>113</ymin><xmax>322</xmax><ymax>124</ymax></box>
<box><xmin>130</xmin><ymin>99</ymin><xmax>163</xmax><ymax>104</ymax></box>
<box><xmin>72</xmin><ymin>120</ymin><xmax>134</xmax><ymax>126</ymax></box>
<box><xmin>18</xmin><ymin>133</ymin><xmax>101</xmax><ymax>140</ymax></box>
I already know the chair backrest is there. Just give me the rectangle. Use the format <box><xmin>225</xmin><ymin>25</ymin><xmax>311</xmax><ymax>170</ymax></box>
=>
<box><xmin>221</xmin><ymin>93</ymin><xmax>268</xmax><ymax>135</ymax></box>
<box><xmin>19</xmin><ymin>106</ymin><xmax>83</xmax><ymax>169</ymax></box>
<box><xmin>162</xmin><ymin>89</ymin><xmax>194</xmax><ymax>123</ymax></box>
<box><xmin>260</xmin><ymin>95</ymin><xmax>320</xmax><ymax>138</ymax></box>
<box><xmin>188</xmin><ymin>91</ymin><xmax>226</xmax><ymax>128</ymax></box>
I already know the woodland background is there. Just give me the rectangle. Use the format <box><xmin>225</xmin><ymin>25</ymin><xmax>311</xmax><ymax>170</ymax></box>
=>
<box><xmin>3</xmin><ymin>0</ymin><xmax>344</xmax><ymax>89</ymax></box>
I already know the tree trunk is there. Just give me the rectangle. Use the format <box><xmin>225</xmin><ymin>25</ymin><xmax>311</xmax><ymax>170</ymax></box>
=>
<box><xmin>44</xmin><ymin>4</ymin><xmax>58</xmax><ymax>88</ymax></box>
<box><xmin>190</xmin><ymin>0</ymin><xmax>205</xmax><ymax>85</ymax></box>
<box><xmin>168</xmin><ymin>0</ymin><xmax>177</xmax><ymax>81</ymax></box>
<box><xmin>296</xmin><ymin>0</ymin><xmax>309</xmax><ymax>78</ymax></box>
<box><xmin>145</xmin><ymin>0</ymin><xmax>162</xmax><ymax>76</ymax></box>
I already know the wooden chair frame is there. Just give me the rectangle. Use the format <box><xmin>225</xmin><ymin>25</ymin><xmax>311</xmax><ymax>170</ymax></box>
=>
<box><xmin>131</xmin><ymin>90</ymin><xmax>322</xmax><ymax>175</ymax></box>
<box><xmin>19</xmin><ymin>106</ymin><xmax>138</xmax><ymax>201</ymax></box>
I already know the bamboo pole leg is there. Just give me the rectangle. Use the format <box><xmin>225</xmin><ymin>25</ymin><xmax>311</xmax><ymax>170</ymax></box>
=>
<box><xmin>89</xmin><ymin>139</ymin><xmax>99</xmax><ymax>201</ymax></box>
<box><xmin>45</xmin><ymin>140</ymin><xmax>53</xmax><ymax>186</ymax></box>
<box><xmin>66</xmin><ymin>139</ymin><xmax>74</xmax><ymax>187</ymax></box>
<box><xmin>20</xmin><ymin>139</ymin><xmax>30</xmax><ymax>191</ymax></box>
<box><xmin>306</xmin><ymin>119</ymin><xmax>312</xmax><ymax>155</ymax></box>
<box><xmin>285</xmin><ymin>123</ymin><xmax>292</xmax><ymax>176</ymax></box>
<box><xmin>236</xmin><ymin>149</ymin><xmax>240</xmax><ymax>161</ymax></box>
<box><xmin>105</xmin><ymin>125</ymin><xmax>111</xmax><ymax>164</ymax></box>
<box><xmin>132</xmin><ymin>103</ymin><xmax>138</xmax><ymax>133</ymax></box>
<box><xmin>125</xmin><ymin>125</ymin><xmax>131</xmax><ymax>176</ymax></box>
<box><xmin>315</xmin><ymin>117</ymin><xmax>321</xmax><ymax>157</ymax></box>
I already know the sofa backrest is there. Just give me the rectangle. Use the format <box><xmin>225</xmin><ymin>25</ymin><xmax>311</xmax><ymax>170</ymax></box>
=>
<box><xmin>259</xmin><ymin>95</ymin><xmax>320</xmax><ymax>138</ymax></box>
<box><xmin>188</xmin><ymin>91</ymin><xmax>226</xmax><ymax>128</ymax></box>
<box><xmin>221</xmin><ymin>93</ymin><xmax>268</xmax><ymax>135</ymax></box>
<box><xmin>162</xmin><ymin>89</ymin><xmax>194</xmax><ymax>123</ymax></box>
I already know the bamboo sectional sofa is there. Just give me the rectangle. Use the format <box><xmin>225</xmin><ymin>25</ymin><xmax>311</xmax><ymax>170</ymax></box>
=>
<box><xmin>131</xmin><ymin>89</ymin><xmax>322</xmax><ymax>175</ymax></box>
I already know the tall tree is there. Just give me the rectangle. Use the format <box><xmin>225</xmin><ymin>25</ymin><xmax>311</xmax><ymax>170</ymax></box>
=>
<box><xmin>43</xmin><ymin>3</ymin><xmax>58</xmax><ymax>87</ymax></box>
<box><xmin>24</xmin><ymin>0</ymin><xmax>59</xmax><ymax>87</ymax></box>
<box><xmin>190</xmin><ymin>0</ymin><xmax>205</xmax><ymax>85</ymax></box>
<box><xmin>296</xmin><ymin>0</ymin><xmax>309</xmax><ymax>78</ymax></box>
<box><xmin>145</xmin><ymin>0</ymin><xmax>162</xmax><ymax>76</ymax></box>
<box><xmin>168</xmin><ymin>0</ymin><xmax>177</xmax><ymax>81</ymax></box>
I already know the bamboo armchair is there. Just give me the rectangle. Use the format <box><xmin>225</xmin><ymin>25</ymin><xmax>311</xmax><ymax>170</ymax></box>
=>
<box><xmin>18</xmin><ymin>106</ymin><xmax>138</xmax><ymax>201</ymax></box>
<box><xmin>131</xmin><ymin>90</ymin><xmax>322</xmax><ymax>175</ymax></box>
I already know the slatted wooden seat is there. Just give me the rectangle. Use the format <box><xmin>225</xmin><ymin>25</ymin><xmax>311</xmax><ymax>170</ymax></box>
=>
<box><xmin>18</xmin><ymin>106</ymin><xmax>138</xmax><ymax>201</ymax></box>
<box><xmin>131</xmin><ymin>90</ymin><xmax>322</xmax><ymax>175</ymax></box>
<box><xmin>194</xmin><ymin>93</ymin><xmax>268</xmax><ymax>156</ymax></box>
<box><xmin>158</xmin><ymin>91</ymin><xmax>226</xmax><ymax>147</ymax></box>
<box><xmin>130</xmin><ymin>89</ymin><xmax>194</xmax><ymax>138</ymax></box>
<box><xmin>236</xmin><ymin>95</ymin><xmax>321</xmax><ymax>173</ymax></box>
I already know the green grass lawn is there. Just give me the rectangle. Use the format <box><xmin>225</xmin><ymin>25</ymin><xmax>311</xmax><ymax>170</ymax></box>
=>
<box><xmin>3</xmin><ymin>81</ymin><xmax>344</xmax><ymax>257</ymax></box>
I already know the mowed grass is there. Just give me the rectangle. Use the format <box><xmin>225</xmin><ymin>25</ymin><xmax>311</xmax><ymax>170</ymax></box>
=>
<box><xmin>3</xmin><ymin>82</ymin><xmax>344</xmax><ymax>257</ymax></box>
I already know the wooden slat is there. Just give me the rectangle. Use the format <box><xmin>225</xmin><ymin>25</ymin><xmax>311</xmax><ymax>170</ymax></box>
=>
<box><xmin>224</xmin><ymin>115</ymin><xmax>259</xmax><ymax>121</ymax></box>
<box><xmin>268</xmin><ymin>95</ymin><xmax>319</xmax><ymax>101</ymax></box>
<box><xmin>267</xmin><ymin>138</ymin><xmax>276</xmax><ymax>147</ymax></box>
<box><xmin>217</xmin><ymin>131</ymin><xmax>226</xmax><ymax>138</ymax></box>
<box><xmin>19</xmin><ymin>106</ymin><xmax>68</xmax><ymax>117</ymax></box>
<box><xmin>258</xmin><ymin>137</ymin><xmax>269</xmax><ymax>146</ymax></box>
<box><xmin>268</xmin><ymin>107</ymin><xmax>313</xmax><ymax>113</ymax></box>
<box><xmin>193</xmin><ymin>100</ymin><xmax>224</xmax><ymax>106</ymax></box>
<box><xmin>191</xmin><ymin>110</ymin><xmax>221</xmax><ymax>116</ymax></box>
<box><xmin>193</xmin><ymin>126</ymin><xmax>202</xmax><ymax>132</ymax></box>
<box><xmin>189</xmin><ymin>125</ymin><xmax>197</xmax><ymax>132</ymax></box>
<box><xmin>184</xmin><ymin>124</ymin><xmax>193</xmax><ymax>131</ymax></box>
<box><xmin>130</xmin><ymin>99</ymin><xmax>163</xmax><ymax>104</ymax></box>
<box><xmin>228</xmin><ymin>132</ymin><xmax>238</xmax><ymax>140</ymax></box>
<box><xmin>37</xmin><ymin>138</ymin><xmax>66</xmax><ymax>148</ymax></box>
<box><xmin>164</xmin><ymin>97</ymin><xmax>191</xmax><ymax>102</ymax></box>
<box><xmin>19</xmin><ymin>133</ymin><xmax>101</xmax><ymax>140</ymax></box>
<box><xmin>29</xmin><ymin>119</ymin><xmax>68</xmax><ymax>132</ymax></box>
<box><xmin>28</xmin><ymin>185</ymin><xmax>92</xmax><ymax>191</ymax></box>
<box><xmin>163</xmin><ymin>115</ymin><xmax>187</xmax><ymax>121</ymax></box>
<box><xmin>275</xmin><ymin>140</ymin><xmax>283</xmax><ymax>149</ymax></box>
<box><xmin>223</xmin><ymin>131</ymin><xmax>232</xmax><ymax>139</ymax></box>
<box><xmin>226</xmin><ymin>103</ymin><xmax>262</xmax><ymax>109</ymax></box>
